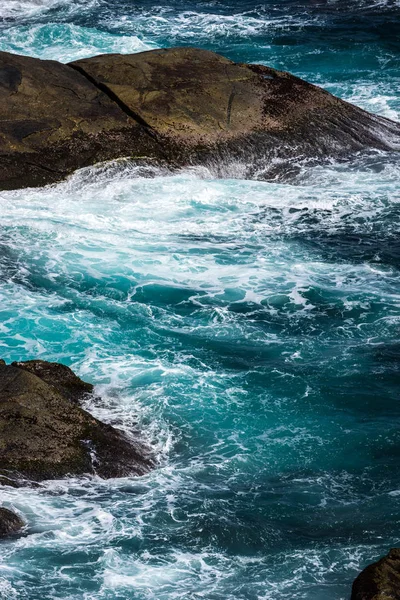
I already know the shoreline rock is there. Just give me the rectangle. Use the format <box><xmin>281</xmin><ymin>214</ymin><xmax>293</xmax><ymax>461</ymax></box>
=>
<box><xmin>351</xmin><ymin>548</ymin><xmax>400</xmax><ymax>600</ymax></box>
<box><xmin>0</xmin><ymin>51</ymin><xmax>161</xmax><ymax>190</ymax></box>
<box><xmin>0</xmin><ymin>507</ymin><xmax>24</xmax><ymax>537</ymax></box>
<box><xmin>1</xmin><ymin>47</ymin><xmax>399</xmax><ymax>190</ymax></box>
<box><xmin>0</xmin><ymin>360</ymin><xmax>154</xmax><ymax>484</ymax></box>
<box><xmin>11</xmin><ymin>360</ymin><xmax>93</xmax><ymax>403</ymax></box>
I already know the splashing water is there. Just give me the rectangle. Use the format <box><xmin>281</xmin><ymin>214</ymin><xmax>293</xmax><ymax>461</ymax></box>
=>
<box><xmin>0</xmin><ymin>1</ymin><xmax>400</xmax><ymax>599</ymax></box>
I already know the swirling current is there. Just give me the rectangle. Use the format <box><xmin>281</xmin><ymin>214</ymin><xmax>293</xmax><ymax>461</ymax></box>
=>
<box><xmin>0</xmin><ymin>1</ymin><xmax>400</xmax><ymax>599</ymax></box>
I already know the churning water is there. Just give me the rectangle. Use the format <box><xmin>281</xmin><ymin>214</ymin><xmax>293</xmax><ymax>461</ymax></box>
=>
<box><xmin>0</xmin><ymin>1</ymin><xmax>400</xmax><ymax>599</ymax></box>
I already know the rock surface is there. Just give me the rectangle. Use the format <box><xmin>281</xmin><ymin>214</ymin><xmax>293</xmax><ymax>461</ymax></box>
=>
<box><xmin>1</xmin><ymin>47</ymin><xmax>400</xmax><ymax>190</ymax></box>
<box><xmin>0</xmin><ymin>507</ymin><xmax>24</xmax><ymax>537</ymax></box>
<box><xmin>0</xmin><ymin>51</ymin><xmax>162</xmax><ymax>190</ymax></box>
<box><xmin>72</xmin><ymin>47</ymin><xmax>400</xmax><ymax>165</ymax></box>
<box><xmin>11</xmin><ymin>360</ymin><xmax>93</xmax><ymax>403</ymax></box>
<box><xmin>0</xmin><ymin>361</ymin><xmax>153</xmax><ymax>483</ymax></box>
<box><xmin>351</xmin><ymin>548</ymin><xmax>400</xmax><ymax>600</ymax></box>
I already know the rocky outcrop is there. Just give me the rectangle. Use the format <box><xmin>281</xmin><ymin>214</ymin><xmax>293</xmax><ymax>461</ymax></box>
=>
<box><xmin>72</xmin><ymin>48</ymin><xmax>400</xmax><ymax>167</ymax></box>
<box><xmin>1</xmin><ymin>47</ymin><xmax>399</xmax><ymax>190</ymax></box>
<box><xmin>351</xmin><ymin>548</ymin><xmax>400</xmax><ymax>600</ymax></box>
<box><xmin>11</xmin><ymin>359</ymin><xmax>93</xmax><ymax>403</ymax></box>
<box><xmin>0</xmin><ymin>51</ymin><xmax>162</xmax><ymax>190</ymax></box>
<box><xmin>0</xmin><ymin>507</ymin><xmax>24</xmax><ymax>537</ymax></box>
<box><xmin>0</xmin><ymin>361</ymin><xmax>153</xmax><ymax>484</ymax></box>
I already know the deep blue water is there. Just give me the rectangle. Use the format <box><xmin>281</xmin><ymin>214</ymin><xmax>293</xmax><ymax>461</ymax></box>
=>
<box><xmin>0</xmin><ymin>2</ymin><xmax>400</xmax><ymax>599</ymax></box>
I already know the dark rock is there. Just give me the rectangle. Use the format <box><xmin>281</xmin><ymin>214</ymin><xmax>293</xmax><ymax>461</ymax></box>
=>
<box><xmin>351</xmin><ymin>548</ymin><xmax>400</xmax><ymax>600</ymax></box>
<box><xmin>11</xmin><ymin>359</ymin><xmax>93</xmax><ymax>403</ymax></box>
<box><xmin>1</xmin><ymin>47</ymin><xmax>399</xmax><ymax>190</ymax></box>
<box><xmin>0</xmin><ymin>362</ymin><xmax>154</xmax><ymax>483</ymax></box>
<box><xmin>0</xmin><ymin>507</ymin><xmax>24</xmax><ymax>537</ymax></box>
<box><xmin>0</xmin><ymin>51</ymin><xmax>162</xmax><ymax>190</ymax></box>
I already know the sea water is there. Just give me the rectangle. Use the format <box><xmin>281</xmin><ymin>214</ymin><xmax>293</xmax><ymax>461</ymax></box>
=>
<box><xmin>0</xmin><ymin>1</ymin><xmax>399</xmax><ymax>599</ymax></box>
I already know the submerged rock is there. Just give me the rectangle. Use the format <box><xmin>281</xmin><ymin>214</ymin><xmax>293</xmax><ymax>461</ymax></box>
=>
<box><xmin>351</xmin><ymin>548</ymin><xmax>400</xmax><ymax>600</ymax></box>
<box><xmin>0</xmin><ymin>47</ymin><xmax>399</xmax><ymax>190</ymax></box>
<box><xmin>0</xmin><ymin>507</ymin><xmax>24</xmax><ymax>537</ymax></box>
<box><xmin>0</xmin><ymin>361</ymin><xmax>153</xmax><ymax>483</ymax></box>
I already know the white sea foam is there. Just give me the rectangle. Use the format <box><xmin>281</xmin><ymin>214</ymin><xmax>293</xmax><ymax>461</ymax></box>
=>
<box><xmin>0</xmin><ymin>133</ymin><xmax>399</xmax><ymax>599</ymax></box>
<box><xmin>0</xmin><ymin>22</ymin><xmax>157</xmax><ymax>62</ymax></box>
<box><xmin>0</xmin><ymin>0</ymin><xmax>103</xmax><ymax>20</ymax></box>
<box><xmin>320</xmin><ymin>80</ymin><xmax>400</xmax><ymax>121</ymax></box>
<box><xmin>0</xmin><ymin>1</ymin><xmax>399</xmax><ymax>597</ymax></box>
<box><xmin>0</xmin><ymin>3</ymin><xmax>320</xmax><ymax>62</ymax></box>
<box><xmin>0</xmin><ymin>0</ymin><xmax>65</xmax><ymax>19</ymax></box>
<box><xmin>1</xmin><ymin>159</ymin><xmax>399</xmax><ymax>319</ymax></box>
<box><xmin>106</xmin><ymin>8</ymin><xmax>319</xmax><ymax>42</ymax></box>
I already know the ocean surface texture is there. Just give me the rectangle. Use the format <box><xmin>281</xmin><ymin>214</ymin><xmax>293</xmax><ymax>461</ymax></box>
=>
<box><xmin>1</xmin><ymin>1</ymin><xmax>400</xmax><ymax>599</ymax></box>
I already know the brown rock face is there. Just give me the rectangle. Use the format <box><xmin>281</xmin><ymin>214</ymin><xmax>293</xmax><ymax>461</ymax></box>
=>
<box><xmin>72</xmin><ymin>47</ymin><xmax>400</xmax><ymax>166</ymax></box>
<box><xmin>0</xmin><ymin>507</ymin><xmax>24</xmax><ymax>537</ymax></box>
<box><xmin>0</xmin><ymin>51</ymin><xmax>162</xmax><ymax>190</ymax></box>
<box><xmin>0</xmin><ymin>362</ymin><xmax>153</xmax><ymax>483</ymax></box>
<box><xmin>11</xmin><ymin>360</ymin><xmax>93</xmax><ymax>403</ymax></box>
<box><xmin>351</xmin><ymin>548</ymin><xmax>400</xmax><ymax>600</ymax></box>
<box><xmin>73</xmin><ymin>48</ymin><xmax>265</xmax><ymax>146</ymax></box>
<box><xmin>1</xmin><ymin>47</ymin><xmax>399</xmax><ymax>190</ymax></box>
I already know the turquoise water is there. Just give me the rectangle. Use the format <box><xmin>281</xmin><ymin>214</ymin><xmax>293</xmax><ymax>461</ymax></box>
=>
<box><xmin>1</xmin><ymin>2</ymin><xmax>400</xmax><ymax>599</ymax></box>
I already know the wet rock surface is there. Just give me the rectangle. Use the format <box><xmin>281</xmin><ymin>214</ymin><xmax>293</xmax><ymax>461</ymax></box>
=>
<box><xmin>0</xmin><ymin>507</ymin><xmax>24</xmax><ymax>537</ymax></box>
<box><xmin>351</xmin><ymin>548</ymin><xmax>400</xmax><ymax>600</ymax></box>
<box><xmin>0</xmin><ymin>47</ymin><xmax>399</xmax><ymax>190</ymax></box>
<box><xmin>0</xmin><ymin>361</ymin><xmax>154</xmax><ymax>484</ymax></box>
